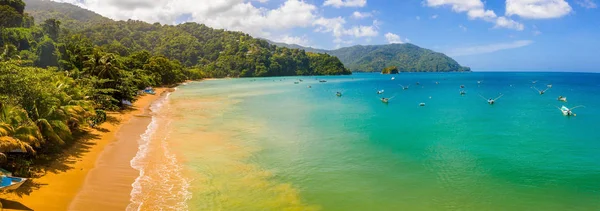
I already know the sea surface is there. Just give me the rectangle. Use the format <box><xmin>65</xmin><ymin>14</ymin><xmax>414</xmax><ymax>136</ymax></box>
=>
<box><xmin>130</xmin><ymin>72</ymin><xmax>600</xmax><ymax>211</ymax></box>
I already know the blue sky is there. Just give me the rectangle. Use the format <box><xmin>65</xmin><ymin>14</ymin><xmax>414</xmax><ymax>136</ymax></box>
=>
<box><xmin>54</xmin><ymin>0</ymin><xmax>600</xmax><ymax>71</ymax></box>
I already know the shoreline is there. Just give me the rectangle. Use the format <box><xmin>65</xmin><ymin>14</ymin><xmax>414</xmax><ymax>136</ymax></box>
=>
<box><xmin>0</xmin><ymin>88</ymin><xmax>169</xmax><ymax>211</ymax></box>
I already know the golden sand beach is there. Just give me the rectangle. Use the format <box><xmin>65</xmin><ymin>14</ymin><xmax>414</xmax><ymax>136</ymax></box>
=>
<box><xmin>0</xmin><ymin>88</ymin><xmax>168</xmax><ymax>211</ymax></box>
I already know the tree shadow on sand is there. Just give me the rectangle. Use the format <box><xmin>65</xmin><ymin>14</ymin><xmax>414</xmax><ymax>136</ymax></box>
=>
<box><xmin>2</xmin><ymin>116</ymin><xmax>123</xmax><ymax>199</ymax></box>
<box><xmin>0</xmin><ymin>198</ymin><xmax>33</xmax><ymax>210</ymax></box>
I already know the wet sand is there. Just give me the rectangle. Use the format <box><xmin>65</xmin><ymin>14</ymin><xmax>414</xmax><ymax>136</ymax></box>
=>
<box><xmin>0</xmin><ymin>89</ymin><xmax>167</xmax><ymax>211</ymax></box>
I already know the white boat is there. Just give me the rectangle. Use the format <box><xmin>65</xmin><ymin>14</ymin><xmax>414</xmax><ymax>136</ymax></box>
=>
<box><xmin>480</xmin><ymin>94</ymin><xmax>503</xmax><ymax>105</ymax></box>
<box><xmin>391</xmin><ymin>77</ymin><xmax>395</xmax><ymax>80</ymax></box>
<box><xmin>381</xmin><ymin>98</ymin><xmax>389</xmax><ymax>103</ymax></box>
<box><xmin>400</xmin><ymin>85</ymin><xmax>409</xmax><ymax>90</ymax></box>
<box><xmin>419</xmin><ymin>103</ymin><xmax>425</xmax><ymax>106</ymax></box>
<box><xmin>560</xmin><ymin>105</ymin><xmax>584</xmax><ymax>117</ymax></box>
<box><xmin>336</xmin><ymin>92</ymin><xmax>342</xmax><ymax>97</ymax></box>
<box><xmin>532</xmin><ymin>86</ymin><xmax>550</xmax><ymax>95</ymax></box>
<box><xmin>561</xmin><ymin>106</ymin><xmax>573</xmax><ymax>116</ymax></box>
<box><xmin>557</xmin><ymin>96</ymin><xmax>567</xmax><ymax>102</ymax></box>
<box><xmin>377</xmin><ymin>90</ymin><xmax>385</xmax><ymax>94</ymax></box>
<box><xmin>460</xmin><ymin>90</ymin><xmax>466</xmax><ymax>95</ymax></box>
<box><xmin>0</xmin><ymin>175</ymin><xmax>27</xmax><ymax>191</ymax></box>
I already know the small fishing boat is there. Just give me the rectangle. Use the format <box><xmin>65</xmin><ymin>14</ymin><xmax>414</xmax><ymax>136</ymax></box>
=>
<box><xmin>532</xmin><ymin>86</ymin><xmax>550</xmax><ymax>95</ymax></box>
<box><xmin>319</xmin><ymin>80</ymin><xmax>327</xmax><ymax>83</ymax></box>
<box><xmin>336</xmin><ymin>92</ymin><xmax>342</xmax><ymax>97</ymax></box>
<box><xmin>299</xmin><ymin>79</ymin><xmax>303</xmax><ymax>82</ymax></box>
<box><xmin>460</xmin><ymin>90</ymin><xmax>466</xmax><ymax>95</ymax></box>
<box><xmin>416</xmin><ymin>82</ymin><xmax>420</xmax><ymax>85</ymax></box>
<box><xmin>532</xmin><ymin>80</ymin><xmax>538</xmax><ymax>84</ymax></box>
<box><xmin>460</xmin><ymin>85</ymin><xmax>465</xmax><ymax>88</ymax></box>
<box><xmin>0</xmin><ymin>173</ymin><xmax>27</xmax><ymax>191</ymax></box>
<box><xmin>381</xmin><ymin>98</ymin><xmax>389</xmax><ymax>104</ymax></box>
<box><xmin>480</xmin><ymin>94</ymin><xmax>503</xmax><ymax>105</ymax></box>
<box><xmin>557</xmin><ymin>96</ymin><xmax>567</xmax><ymax>102</ymax></box>
<box><xmin>391</xmin><ymin>77</ymin><xmax>395</xmax><ymax>80</ymax></box>
<box><xmin>307</xmin><ymin>85</ymin><xmax>312</xmax><ymax>88</ymax></box>
<box><xmin>377</xmin><ymin>90</ymin><xmax>385</xmax><ymax>94</ymax></box>
<box><xmin>435</xmin><ymin>82</ymin><xmax>439</xmax><ymax>85</ymax></box>
<box><xmin>560</xmin><ymin>105</ymin><xmax>584</xmax><ymax>117</ymax></box>
<box><xmin>294</xmin><ymin>82</ymin><xmax>299</xmax><ymax>84</ymax></box>
<box><xmin>400</xmin><ymin>85</ymin><xmax>409</xmax><ymax>90</ymax></box>
<box><xmin>547</xmin><ymin>84</ymin><xmax>552</xmax><ymax>88</ymax></box>
<box><xmin>419</xmin><ymin>103</ymin><xmax>426</xmax><ymax>107</ymax></box>
<box><xmin>477</xmin><ymin>81</ymin><xmax>482</xmax><ymax>84</ymax></box>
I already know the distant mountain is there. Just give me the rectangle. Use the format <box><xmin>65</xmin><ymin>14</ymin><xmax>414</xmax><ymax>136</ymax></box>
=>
<box><xmin>267</xmin><ymin>41</ymin><xmax>470</xmax><ymax>73</ymax></box>
<box><xmin>266</xmin><ymin>40</ymin><xmax>328</xmax><ymax>54</ymax></box>
<box><xmin>24</xmin><ymin>0</ymin><xmax>110</xmax><ymax>28</ymax></box>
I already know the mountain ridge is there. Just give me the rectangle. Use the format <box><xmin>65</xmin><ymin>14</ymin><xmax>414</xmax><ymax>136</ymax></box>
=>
<box><xmin>267</xmin><ymin>41</ymin><xmax>470</xmax><ymax>73</ymax></box>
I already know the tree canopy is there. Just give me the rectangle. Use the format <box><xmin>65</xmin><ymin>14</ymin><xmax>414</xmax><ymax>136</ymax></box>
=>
<box><xmin>382</xmin><ymin>66</ymin><xmax>399</xmax><ymax>74</ymax></box>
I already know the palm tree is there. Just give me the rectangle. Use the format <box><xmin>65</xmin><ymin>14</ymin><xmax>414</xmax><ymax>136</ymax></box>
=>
<box><xmin>0</xmin><ymin>102</ymin><xmax>38</xmax><ymax>160</ymax></box>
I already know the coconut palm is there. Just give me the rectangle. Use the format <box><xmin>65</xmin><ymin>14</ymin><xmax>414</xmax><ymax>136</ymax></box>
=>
<box><xmin>0</xmin><ymin>102</ymin><xmax>38</xmax><ymax>160</ymax></box>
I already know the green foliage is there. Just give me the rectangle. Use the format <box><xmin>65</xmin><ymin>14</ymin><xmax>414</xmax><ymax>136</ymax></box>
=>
<box><xmin>382</xmin><ymin>66</ymin><xmax>399</xmax><ymax>74</ymax></box>
<box><xmin>23</xmin><ymin>0</ymin><xmax>109</xmax><ymax>29</ymax></box>
<box><xmin>41</xmin><ymin>18</ymin><xmax>60</xmax><ymax>40</ymax></box>
<box><xmin>272</xmin><ymin>42</ymin><xmax>471</xmax><ymax>73</ymax></box>
<box><xmin>0</xmin><ymin>5</ymin><xmax>23</xmax><ymax>27</ymax></box>
<box><xmin>0</xmin><ymin>0</ymin><xmax>25</xmax><ymax>14</ymax></box>
<box><xmin>327</xmin><ymin>44</ymin><xmax>470</xmax><ymax>72</ymax></box>
<box><xmin>20</xmin><ymin>3</ymin><xmax>350</xmax><ymax>77</ymax></box>
<box><xmin>35</xmin><ymin>36</ymin><xmax>59</xmax><ymax>67</ymax></box>
<box><xmin>0</xmin><ymin>0</ymin><xmax>351</xmax><ymax>173</ymax></box>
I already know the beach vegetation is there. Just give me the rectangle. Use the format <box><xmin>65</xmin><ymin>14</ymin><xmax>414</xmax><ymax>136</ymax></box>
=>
<box><xmin>0</xmin><ymin>0</ymin><xmax>349</xmax><ymax>175</ymax></box>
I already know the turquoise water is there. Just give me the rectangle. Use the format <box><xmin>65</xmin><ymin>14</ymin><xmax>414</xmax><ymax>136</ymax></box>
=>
<box><xmin>163</xmin><ymin>72</ymin><xmax>600</xmax><ymax>210</ymax></box>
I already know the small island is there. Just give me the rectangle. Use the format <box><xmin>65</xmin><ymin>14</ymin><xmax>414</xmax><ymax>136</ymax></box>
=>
<box><xmin>382</xmin><ymin>66</ymin><xmax>399</xmax><ymax>74</ymax></box>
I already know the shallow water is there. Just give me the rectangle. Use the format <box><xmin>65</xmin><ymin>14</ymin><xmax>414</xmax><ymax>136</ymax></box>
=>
<box><xmin>133</xmin><ymin>72</ymin><xmax>600</xmax><ymax>210</ymax></box>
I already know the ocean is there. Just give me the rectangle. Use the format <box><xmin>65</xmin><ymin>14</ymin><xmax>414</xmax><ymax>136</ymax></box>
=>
<box><xmin>129</xmin><ymin>72</ymin><xmax>600</xmax><ymax>210</ymax></box>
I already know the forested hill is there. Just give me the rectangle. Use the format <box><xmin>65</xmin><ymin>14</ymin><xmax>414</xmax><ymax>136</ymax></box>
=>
<box><xmin>268</xmin><ymin>41</ymin><xmax>471</xmax><ymax>73</ymax></box>
<box><xmin>20</xmin><ymin>0</ymin><xmax>350</xmax><ymax>77</ymax></box>
<box><xmin>23</xmin><ymin>0</ymin><xmax>110</xmax><ymax>28</ymax></box>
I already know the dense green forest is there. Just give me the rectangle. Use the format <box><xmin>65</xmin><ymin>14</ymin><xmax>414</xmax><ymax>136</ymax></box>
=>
<box><xmin>270</xmin><ymin>41</ymin><xmax>471</xmax><ymax>73</ymax></box>
<box><xmin>0</xmin><ymin>0</ymin><xmax>348</xmax><ymax>175</ymax></box>
<box><xmin>22</xmin><ymin>0</ymin><xmax>350</xmax><ymax>77</ymax></box>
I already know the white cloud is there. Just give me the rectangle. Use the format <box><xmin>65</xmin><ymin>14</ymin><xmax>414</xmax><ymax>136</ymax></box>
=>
<box><xmin>431</xmin><ymin>14</ymin><xmax>438</xmax><ymax>19</ymax></box>
<box><xmin>314</xmin><ymin>16</ymin><xmax>379</xmax><ymax>42</ymax></box>
<box><xmin>425</xmin><ymin>0</ymin><xmax>497</xmax><ymax>20</ymax></box>
<box><xmin>575</xmin><ymin>0</ymin><xmax>597</xmax><ymax>8</ymax></box>
<box><xmin>346</xmin><ymin>25</ymin><xmax>378</xmax><ymax>37</ymax></box>
<box><xmin>425</xmin><ymin>0</ymin><xmax>524</xmax><ymax>31</ymax></box>
<box><xmin>352</xmin><ymin>11</ymin><xmax>372</xmax><ymax>19</ymax></box>
<box><xmin>274</xmin><ymin>35</ymin><xmax>310</xmax><ymax>46</ymax></box>
<box><xmin>459</xmin><ymin>24</ymin><xmax>467</xmax><ymax>31</ymax></box>
<box><xmin>495</xmin><ymin>17</ymin><xmax>525</xmax><ymax>31</ymax></box>
<box><xmin>385</xmin><ymin>32</ymin><xmax>405</xmax><ymax>44</ymax></box>
<box><xmin>506</xmin><ymin>0</ymin><xmax>572</xmax><ymax>19</ymax></box>
<box><xmin>446</xmin><ymin>40</ymin><xmax>533</xmax><ymax>56</ymax></box>
<box><xmin>416</xmin><ymin>16</ymin><xmax>421</xmax><ymax>20</ymax></box>
<box><xmin>323</xmin><ymin>0</ymin><xmax>366</xmax><ymax>8</ymax></box>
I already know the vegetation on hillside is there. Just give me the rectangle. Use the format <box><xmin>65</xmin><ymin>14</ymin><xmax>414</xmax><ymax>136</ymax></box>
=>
<box><xmin>381</xmin><ymin>66</ymin><xmax>399</xmax><ymax>74</ymax></box>
<box><xmin>271</xmin><ymin>41</ymin><xmax>470</xmax><ymax>73</ymax></box>
<box><xmin>0</xmin><ymin>0</ymin><xmax>348</xmax><ymax>176</ymax></box>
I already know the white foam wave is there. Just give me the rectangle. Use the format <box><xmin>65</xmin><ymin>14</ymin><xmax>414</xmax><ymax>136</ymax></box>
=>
<box><xmin>127</xmin><ymin>93</ymin><xmax>192</xmax><ymax>211</ymax></box>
